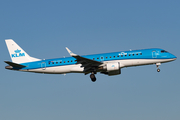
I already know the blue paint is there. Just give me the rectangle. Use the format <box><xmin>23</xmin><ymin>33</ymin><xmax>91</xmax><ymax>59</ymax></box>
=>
<box><xmin>19</xmin><ymin>48</ymin><xmax>177</xmax><ymax>70</ymax></box>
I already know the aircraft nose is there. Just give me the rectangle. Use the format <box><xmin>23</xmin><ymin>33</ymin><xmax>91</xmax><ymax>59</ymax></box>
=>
<box><xmin>171</xmin><ymin>54</ymin><xmax>177</xmax><ymax>60</ymax></box>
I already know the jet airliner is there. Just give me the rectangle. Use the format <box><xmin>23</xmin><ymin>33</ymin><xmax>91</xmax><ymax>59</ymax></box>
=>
<box><xmin>5</xmin><ymin>39</ymin><xmax>177</xmax><ymax>82</ymax></box>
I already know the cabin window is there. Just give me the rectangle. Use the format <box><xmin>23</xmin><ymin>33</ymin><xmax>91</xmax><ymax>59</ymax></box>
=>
<box><xmin>48</xmin><ymin>61</ymin><xmax>51</xmax><ymax>64</ymax></box>
<box><xmin>136</xmin><ymin>53</ymin><xmax>138</xmax><ymax>55</ymax></box>
<box><xmin>121</xmin><ymin>55</ymin><xmax>123</xmax><ymax>57</ymax></box>
<box><xmin>56</xmin><ymin>62</ymin><xmax>58</xmax><ymax>64</ymax></box>
<box><xmin>60</xmin><ymin>61</ymin><xmax>62</xmax><ymax>63</ymax></box>
<box><xmin>106</xmin><ymin>57</ymin><xmax>107</xmax><ymax>59</ymax></box>
<box><xmin>129</xmin><ymin>54</ymin><xmax>131</xmax><ymax>56</ymax></box>
<box><xmin>97</xmin><ymin>58</ymin><xmax>99</xmax><ymax>59</ymax></box>
<box><xmin>71</xmin><ymin>60</ymin><xmax>73</xmax><ymax>62</ymax></box>
<box><xmin>140</xmin><ymin>53</ymin><xmax>142</xmax><ymax>55</ymax></box>
<box><xmin>68</xmin><ymin>61</ymin><xmax>69</xmax><ymax>63</ymax></box>
<box><xmin>64</xmin><ymin>61</ymin><xmax>65</xmax><ymax>63</ymax></box>
<box><xmin>114</xmin><ymin>56</ymin><xmax>115</xmax><ymax>58</ymax></box>
<box><xmin>93</xmin><ymin>58</ymin><xmax>95</xmax><ymax>60</ymax></box>
<box><xmin>110</xmin><ymin>56</ymin><xmax>111</xmax><ymax>58</ymax></box>
<box><xmin>125</xmin><ymin>55</ymin><xmax>127</xmax><ymax>57</ymax></box>
<box><xmin>133</xmin><ymin>54</ymin><xmax>134</xmax><ymax>56</ymax></box>
<box><xmin>117</xmin><ymin>55</ymin><xmax>119</xmax><ymax>57</ymax></box>
<box><xmin>52</xmin><ymin>62</ymin><xmax>54</xmax><ymax>64</ymax></box>
<box><xmin>101</xmin><ymin>57</ymin><xmax>103</xmax><ymax>59</ymax></box>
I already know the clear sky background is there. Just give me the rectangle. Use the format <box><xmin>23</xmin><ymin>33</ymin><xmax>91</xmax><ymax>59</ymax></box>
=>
<box><xmin>0</xmin><ymin>0</ymin><xmax>180</xmax><ymax>120</ymax></box>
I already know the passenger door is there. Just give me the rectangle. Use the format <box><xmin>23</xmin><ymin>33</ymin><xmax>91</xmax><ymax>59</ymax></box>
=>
<box><xmin>41</xmin><ymin>62</ymin><xmax>46</xmax><ymax>70</ymax></box>
<box><xmin>152</xmin><ymin>51</ymin><xmax>157</xmax><ymax>58</ymax></box>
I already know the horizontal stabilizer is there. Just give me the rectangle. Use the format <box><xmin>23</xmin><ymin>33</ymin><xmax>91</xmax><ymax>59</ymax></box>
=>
<box><xmin>4</xmin><ymin>61</ymin><xmax>26</xmax><ymax>68</ymax></box>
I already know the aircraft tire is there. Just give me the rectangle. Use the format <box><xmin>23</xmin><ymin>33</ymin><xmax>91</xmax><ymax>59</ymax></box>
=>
<box><xmin>157</xmin><ymin>68</ymin><xmax>160</xmax><ymax>72</ymax></box>
<box><xmin>90</xmin><ymin>74</ymin><xmax>96</xmax><ymax>82</ymax></box>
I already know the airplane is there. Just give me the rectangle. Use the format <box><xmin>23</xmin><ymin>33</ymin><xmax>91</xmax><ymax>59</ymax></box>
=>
<box><xmin>5</xmin><ymin>39</ymin><xmax>177</xmax><ymax>82</ymax></box>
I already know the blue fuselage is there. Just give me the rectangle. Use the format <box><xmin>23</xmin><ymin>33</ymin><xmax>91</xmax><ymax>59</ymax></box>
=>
<box><xmin>18</xmin><ymin>48</ymin><xmax>176</xmax><ymax>71</ymax></box>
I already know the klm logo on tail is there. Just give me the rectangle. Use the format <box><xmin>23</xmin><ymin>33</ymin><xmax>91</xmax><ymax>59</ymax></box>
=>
<box><xmin>11</xmin><ymin>49</ymin><xmax>25</xmax><ymax>58</ymax></box>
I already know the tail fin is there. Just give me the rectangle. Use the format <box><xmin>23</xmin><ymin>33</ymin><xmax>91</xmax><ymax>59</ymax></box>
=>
<box><xmin>5</xmin><ymin>39</ymin><xmax>41</xmax><ymax>63</ymax></box>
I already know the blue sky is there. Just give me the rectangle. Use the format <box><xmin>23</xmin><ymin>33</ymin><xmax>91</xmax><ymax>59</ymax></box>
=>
<box><xmin>0</xmin><ymin>0</ymin><xmax>180</xmax><ymax>120</ymax></box>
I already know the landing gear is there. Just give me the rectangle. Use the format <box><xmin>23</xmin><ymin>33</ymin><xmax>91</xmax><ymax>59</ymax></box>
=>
<box><xmin>156</xmin><ymin>63</ymin><xmax>161</xmax><ymax>72</ymax></box>
<box><xmin>157</xmin><ymin>68</ymin><xmax>160</xmax><ymax>72</ymax></box>
<box><xmin>90</xmin><ymin>72</ymin><xmax>96</xmax><ymax>82</ymax></box>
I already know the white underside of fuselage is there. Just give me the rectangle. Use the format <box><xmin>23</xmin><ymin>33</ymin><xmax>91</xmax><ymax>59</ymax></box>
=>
<box><xmin>20</xmin><ymin>58</ymin><xmax>176</xmax><ymax>74</ymax></box>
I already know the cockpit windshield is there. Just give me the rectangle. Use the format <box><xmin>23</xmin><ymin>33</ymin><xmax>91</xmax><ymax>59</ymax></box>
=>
<box><xmin>161</xmin><ymin>50</ymin><xmax>168</xmax><ymax>53</ymax></box>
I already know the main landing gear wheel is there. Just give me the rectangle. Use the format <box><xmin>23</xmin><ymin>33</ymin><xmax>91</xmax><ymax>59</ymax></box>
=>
<box><xmin>90</xmin><ymin>74</ymin><xmax>96</xmax><ymax>82</ymax></box>
<box><xmin>157</xmin><ymin>68</ymin><xmax>160</xmax><ymax>72</ymax></box>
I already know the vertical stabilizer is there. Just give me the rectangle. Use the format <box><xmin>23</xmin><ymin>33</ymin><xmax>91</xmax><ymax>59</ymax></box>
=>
<box><xmin>5</xmin><ymin>39</ymin><xmax>41</xmax><ymax>63</ymax></box>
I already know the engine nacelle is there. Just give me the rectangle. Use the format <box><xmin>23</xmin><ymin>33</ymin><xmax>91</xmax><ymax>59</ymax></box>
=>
<box><xmin>103</xmin><ymin>62</ymin><xmax>121</xmax><ymax>76</ymax></box>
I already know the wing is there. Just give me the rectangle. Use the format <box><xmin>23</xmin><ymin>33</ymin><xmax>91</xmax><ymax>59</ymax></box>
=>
<box><xmin>66</xmin><ymin>47</ymin><xmax>103</xmax><ymax>73</ymax></box>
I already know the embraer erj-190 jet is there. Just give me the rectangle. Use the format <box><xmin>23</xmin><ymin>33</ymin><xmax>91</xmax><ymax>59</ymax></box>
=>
<box><xmin>5</xmin><ymin>39</ymin><xmax>177</xmax><ymax>82</ymax></box>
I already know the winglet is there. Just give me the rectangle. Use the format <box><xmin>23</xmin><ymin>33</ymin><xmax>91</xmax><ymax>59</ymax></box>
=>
<box><xmin>65</xmin><ymin>47</ymin><xmax>78</xmax><ymax>56</ymax></box>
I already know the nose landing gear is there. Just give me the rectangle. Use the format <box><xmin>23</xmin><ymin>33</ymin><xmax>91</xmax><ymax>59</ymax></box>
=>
<box><xmin>156</xmin><ymin>63</ymin><xmax>161</xmax><ymax>72</ymax></box>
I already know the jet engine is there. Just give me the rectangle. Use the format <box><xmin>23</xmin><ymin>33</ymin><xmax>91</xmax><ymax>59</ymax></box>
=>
<box><xmin>101</xmin><ymin>62</ymin><xmax>121</xmax><ymax>76</ymax></box>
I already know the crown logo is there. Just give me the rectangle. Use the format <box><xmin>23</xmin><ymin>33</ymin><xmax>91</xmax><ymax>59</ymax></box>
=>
<box><xmin>14</xmin><ymin>49</ymin><xmax>21</xmax><ymax>53</ymax></box>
